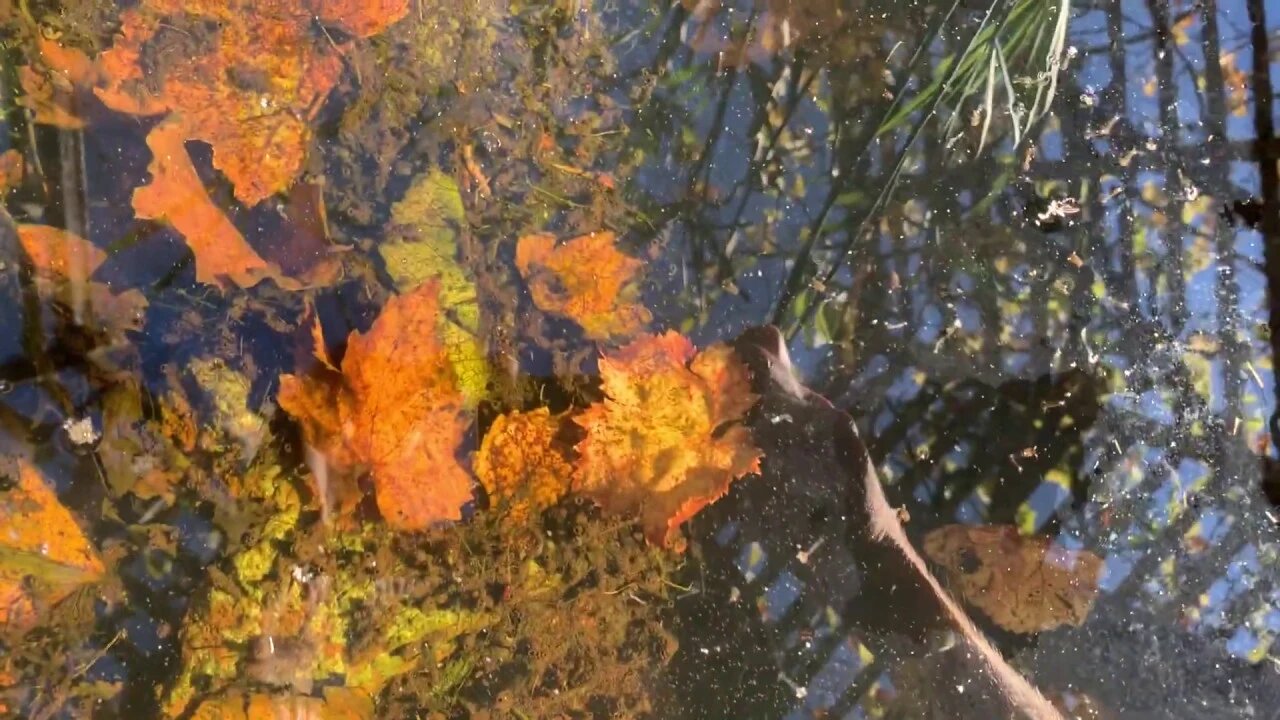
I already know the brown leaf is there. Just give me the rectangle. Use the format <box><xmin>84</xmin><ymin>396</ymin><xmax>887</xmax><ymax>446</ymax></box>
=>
<box><xmin>516</xmin><ymin>231</ymin><xmax>651</xmax><ymax>341</ymax></box>
<box><xmin>923</xmin><ymin>524</ymin><xmax>1104</xmax><ymax>634</ymax></box>
<box><xmin>574</xmin><ymin>332</ymin><xmax>761</xmax><ymax>549</ymax></box>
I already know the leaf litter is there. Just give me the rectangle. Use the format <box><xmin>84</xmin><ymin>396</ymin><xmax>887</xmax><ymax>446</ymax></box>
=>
<box><xmin>0</xmin><ymin>1</ymin><xmax>1101</xmax><ymax>717</ymax></box>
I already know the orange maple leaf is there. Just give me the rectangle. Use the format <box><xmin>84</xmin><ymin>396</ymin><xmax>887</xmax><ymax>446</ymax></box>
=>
<box><xmin>0</xmin><ymin>459</ymin><xmax>105</xmax><ymax>633</ymax></box>
<box><xmin>573</xmin><ymin>332</ymin><xmax>762</xmax><ymax>549</ymax></box>
<box><xmin>16</xmin><ymin>224</ymin><xmax>148</xmax><ymax>334</ymax></box>
<box><xmin>923</xmin><ymin>524</ymin><xmax>1104</xmax><ymax>634</ymax></box>
<box><xmin>278</xmin><ymin>280</ymin><xmax>473</xmax><ymax>530</ymax></box>
<box><xmin>474</xmin><ymin>408</ymin><xmax>573</xmax><ymax>524</ymax></box>
<box><xmin>515</xmin><ymin>231</ymin><xmax>652</xmax><ymax>341</ymax></box>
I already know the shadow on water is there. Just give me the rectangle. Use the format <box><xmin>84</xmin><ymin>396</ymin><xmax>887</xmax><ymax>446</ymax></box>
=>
<box><xmin>3</xmin><ymin>0</ymin><xmax>1280</xmax><ymax>717</ymax></box>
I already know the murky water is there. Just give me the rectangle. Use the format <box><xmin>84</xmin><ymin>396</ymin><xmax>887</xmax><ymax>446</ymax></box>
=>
<box><xmin>1</xmin><ymin>0</ymin><xmax>1279</xmax><ymax>717</ymax></box>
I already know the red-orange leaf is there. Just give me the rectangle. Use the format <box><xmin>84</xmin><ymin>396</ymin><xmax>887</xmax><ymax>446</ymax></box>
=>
<box><xmin>94</xmin><ymin>0</ymin><xmax>403</xmax><ymax>207</ymax></box>
<box><xmin>574</xmin><ymin>332</ymin><xmax>761</xmax><ymax>549</ymax></box>
<box><xmin>278</xmin><ymin>280</ymin><xmax>473</xmax><ymax>530</ymax></box>
<box><xmin>515</xmin><ymin>231</ymin><xmax>651</xmax><ymax>340</ymax></box>
<box><xmin>133</xmin><ymin>120</ymin><xmax>287</xmax><ymax>289</ymax></box>
<box><xmin>307</xmin><ymin>0</ymin><xmax>411</xmax><ymax>37</ymax></box>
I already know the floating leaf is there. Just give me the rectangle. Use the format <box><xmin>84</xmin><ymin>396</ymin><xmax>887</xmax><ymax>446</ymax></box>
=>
<box><xmin>16</xmin><ymin>224</ymin><xmax>148</xmax><ymax>335</ymax></box>
<box><xmin>381</xmin><ymin>169</ymin><xmax>488</xmax><ymax>405</ymax></box>
<box><xmin>573</xmin><ymin>332</ymin><xmax>761</xmax><ymax>548</ymax></box>
<box><xmin>278</xmin><ymin>280</ymin><xmax>474</xmax><ymax>530</ymax></box>
<box><xmin>923</xmin><ymin>524</ymin><xmax>1104</xmax><ymax>634</ymax></box>
<box><xmin>474</xmin><ymin>408</ymin><xmax>573</xmax><ymax>523</ymax></box>
<box><xmin>0</xmin><ymin>458</ymin><xmax>105</xmax><ymax>633</ymax></box>
<box><xmin>516</xmin><ymin>231</ymin><xmax>651</xmax><ymax>341</ymax></box>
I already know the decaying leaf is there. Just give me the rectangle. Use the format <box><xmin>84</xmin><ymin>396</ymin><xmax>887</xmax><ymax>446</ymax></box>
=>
<box><xmin>574</xmin><ymin>332</ymin><xmax>761</xmax><ymax>548</ymax></box>
<box><xmin>0</xmin><ymin>458</ymin><xmax>105</xmax><ymax>633</ymax></box>
<box><xmin>516</xmin><ymin>231</ymin><xmax>652</xmax><ymax>341</ymax></box>
<box><xmin>474</xmin><ymin>408</ymin><xmax>573</xmax><ymax>523</ymax></box>
<box><xmin>16</xmin><ymin>224</ymin><xmax>148</xmax><ymax>335</ymax></box>
<box><xmin>278</xmin><ymin>280</ymin><xmax>474</xmax><ymax>530</ymax></box>
<box><xmin>188</xmin><ymin>683</ymin><xmax>373</xmax><ymax>719</ymax></box>
<box><xmin>269</xmin><ymin>180</ymin><xmax>345</xmax><ymax>288</ymax></box>
<box><xmin>95</xmin><ymin>0</ymin><xmax>405</xmax><ymax>206</ymax></box>
<box><xmin>0</xmin><ymin>150</ymin><xmax>24</xmax><ymax>194</ymax></box>
<box><xmin>923</xmin><ymin>524</ymin><xmax>1104</xmax><ymax>634</ymax></box>
<box><xmin>17</xmin><ymin>36</ymin><xmax>99</xmax><ymax>129</ymax></box>
<box><xmin>381</xmin><ymin>169</ymin><xmax>488</xmax><ymax>404</ymax></box>
<box><xmin>189</xmin><ymin>358</ymin><xmax>268</xmax><ymax>465</ymax></box>
<box><xmin>132</xmin><ymin>120</ymin><xmax>293</xmax><ymax>289</ymax></box>
<box><xmin>98</xmin><ymin>381</ymin><xmax>186</xmax><ymax>501</ymax></box>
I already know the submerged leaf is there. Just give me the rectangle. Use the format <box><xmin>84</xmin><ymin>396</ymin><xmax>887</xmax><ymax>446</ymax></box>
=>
<box><xmin>923</xmin><ymin>524</ymin><xmax>1104</xmax><ymax>634</ymax></box>
<box><xmin>0</xmin><ymin>150</ymin><xmax>24</xmax><ymax>194</ymax></box>
<box><xmin>474</xmin><ymin>408</ymin><xmax>573</xmax><ymax>523</ymax></box>
<box><xmin>0</xmin><ymin>459</ymin><xmax>104</xmax><ymax>633</ymax></box>
<box><xmin>98</xmin><ymin>381</ymin><xmax>185</xmax><ymax>501</ymax></box>
<box><xmin>307</xmin><ymin>0</ymin><xmax>411</xmax><ymax>37</ymax></box>
<box><xmin>574</xmin><ymin>332</ymin><xmax>761</xmax><ymax>548</ymax></box>
<box><xmin>516</xmin><ymin>231</ymin><xmax>651</xmax><ymax>341</ymax></box>
<box><xmin>133</xmin><ymin>121</ymin><xmax>285</xmax><ymax>289</ymax></box>
<box><xmin>17</xmin><ymin>37</ymin><xmax>98</xmax><ymax>129</ymax></box>
<box><xmin>382</xmin><ymin>169</ymin><xmax>488</xmax><ymax>404</ymax></box>
<box><xmin>93</xmin><ymin>0</ymin><xmax>374</xmax><ymax>205</ymax></box>
<box><xmin>279</xmin><ymin>280</ymin><xmax>474</xmax><ymax>530</ymax></box>
<box><xmin>16</xmin><ymin>224</ymin><xmax>148</xmax><ymax>334</ymax></box>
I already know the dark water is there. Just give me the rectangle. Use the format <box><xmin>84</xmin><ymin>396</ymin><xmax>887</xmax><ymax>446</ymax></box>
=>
<box><xmin>2</xmin><ymin>0</ymin><xmax>1280</xmax><ymax>717</ymax></box>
